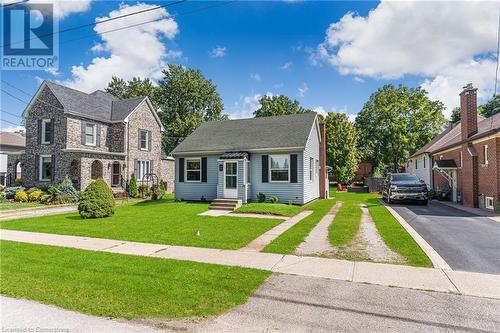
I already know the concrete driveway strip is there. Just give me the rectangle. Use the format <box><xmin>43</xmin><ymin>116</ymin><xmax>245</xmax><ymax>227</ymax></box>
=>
<box><xmin>389</xmin><ymin>201</ymin><xmax>500</xmax><ymax>274</ymax></box>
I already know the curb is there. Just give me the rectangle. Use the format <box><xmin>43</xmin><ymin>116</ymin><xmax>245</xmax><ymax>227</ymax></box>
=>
<box><xmin>381</xmin><ymin>199</ymin><xmax>451</xmax><ymax>270</ymax></box>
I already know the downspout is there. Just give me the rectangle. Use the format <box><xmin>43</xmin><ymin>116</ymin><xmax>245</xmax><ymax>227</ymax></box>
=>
<box><xmin>126</xmin><ymin>121</ymin><xmax>129</xmax><ymax>182</ymax></box>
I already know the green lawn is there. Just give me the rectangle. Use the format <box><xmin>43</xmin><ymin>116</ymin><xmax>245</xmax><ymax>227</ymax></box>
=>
<box><xmin>0</xmin><ymin>201</ymin><xmax>45</xmax><ymax>211</ymax></box>
<box><xmin>235</xmin><ymin>203</ymin><xmax>304</xmax><ymax>217</ymax></box>
<box><xmin>0</xmin><ymin>240</ymin><xmax>270</xmax><ymax>319</ymax></box>
<box><xmin>0</xmin><ymin>198</ymin><xmax>282</xmax><ymax>250</ymax></box>
<box><xmin>262</xmin><ymin>199</ymin><xmax>336</xmax><ymax>254</ymax></box>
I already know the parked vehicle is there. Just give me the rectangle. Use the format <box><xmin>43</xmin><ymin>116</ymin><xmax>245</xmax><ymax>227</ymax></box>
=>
<box><xmin>382</xmin><ymin>173</ymin><xmax>428</xmax><ymax>205</ymax></box>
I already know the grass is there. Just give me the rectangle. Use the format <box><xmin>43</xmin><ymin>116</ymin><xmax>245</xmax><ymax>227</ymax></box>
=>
<box><xmin>0</xmin><ymin>240</ymin><xmax>270</xmax><ymax>319</ymax></box>
<box><xmin>235</xmin><ymin>203</ymin><xmax>304</xmax><ymax>217</ymax></box>
<box><xmin>262</xmin><ymin>199</ymin><xmax>336</xmax><ymax>254</ymax></box>
<box><xmin>0</xmin><ymin>201</ymin><xmax>45</xmax><ymax>211</ymax></box>
<box><xmin>0</xmin><ymin>198</ymin><xmax>282</xmax><ymax>250</ymax></box>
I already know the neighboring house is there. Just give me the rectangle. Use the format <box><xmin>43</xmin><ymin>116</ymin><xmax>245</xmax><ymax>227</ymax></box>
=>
<box><xmin>171</xmin><ymin>112</ymin><xmax>328</xmax><ymax>205</ymax></box>
<box><xmin>7</xmin><ymin>81</ymin><xmax>174</xmax><ymax>193</ymax></box>
<box><xmin>407</xmin><ymin>84</ymin><xmax>500</xmax><ymax>211</ymax></box>
<box><xmin>0</xmin><ymin>131</ymin><xmax>25</xmax><ymax>186</ymax></box>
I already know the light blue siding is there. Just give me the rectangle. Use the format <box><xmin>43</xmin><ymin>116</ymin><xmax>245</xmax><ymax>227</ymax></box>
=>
<box><xmin>174</xmin><ymin>155</ymin><xmax>218</xmax><ymax>201</ymax></box>
<box><xmin>249</xmin><ymin>152</ymin><xmax>304</xmax><ymax>204</ymax></box>
<box><xmin>303</xmin><ymin>122</ymin><xmax>321</xmax><ymax>203</ymax></box>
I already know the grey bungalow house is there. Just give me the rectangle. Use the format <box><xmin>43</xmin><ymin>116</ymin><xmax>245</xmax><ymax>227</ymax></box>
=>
<box><xmin>171</xmin><ymin>112</ymin><xmax>328</xmax><ymax>205</ymax></box>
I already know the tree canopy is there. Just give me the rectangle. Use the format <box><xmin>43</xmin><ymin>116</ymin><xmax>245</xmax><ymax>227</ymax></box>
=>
<box><xmin>478</xmin><ymin>94</ymin><xmax>500</xmax><ymax>118</ymax></box>
<box><xmin>254</xmin><ymin>95</ymin><xmax>311</xmax><ymax>117</ymax></box>
<box><xmin>355</xmin><ymin>84</ymin><xmax>446</xmax><ymax>171</ymax></box>
<box><xmin>106</xmin><ymin>77</ymin><xmax>159</xmax><ymax>109</ymax></box>
<box><xmin>325</xmin><ymin>113</ymin><xmax>358</xmax><ymax>184</ymax></box>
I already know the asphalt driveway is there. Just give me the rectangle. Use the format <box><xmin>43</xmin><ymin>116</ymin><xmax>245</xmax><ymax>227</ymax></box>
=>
<box><xmin>389</xmin><ymin>201</ymin><xmax>500</xmax><ymax>274</ymax></box>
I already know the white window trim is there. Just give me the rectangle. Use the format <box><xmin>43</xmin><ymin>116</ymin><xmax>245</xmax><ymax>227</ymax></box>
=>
<box><xmin>136</xmin><ymin>160</ymin><xmax>151</xmax><ymax>181</ymax></box>
<box><xmin>269</xmin><ymin>154</ymin><xmax>290</xmax><ymax>183</ymax></box>
<box><xmin>84</xmin><ymin>123</ymin><xmax>96</xmax><ymax>146</ymax></box>
<box><xmin>39</xmin><ymin>154</ymin><xmax>51</xmax><ymax>181</ymax></box>
<box><xmin>459</xmin><ymin>151</ymin><xmax>463</xmax><ymax>169</ymax></box>
<box><xmin>41</xmin><ymin>119</ymin><xmax>51</xmax><ymax>144</ymax></box>
<box><xmin>483</xmin><ymin>145</ymin><xmax>489</xmax><ymax>165</ymax></box>
<box><xmin>185</xmin><ymin>157</ymin><xmax>201</xmax><ymax>182</ymax></box>
<box><xmin>485</xmin><ymin>196</ymin><xmax>494</xmax><ymax>210</ymax></box>
<box><xmin>309</xmin><ymin>157</ymin><xmax>313</xmax><ymax>182</ymax></box>
<box><xmin>139</xmin><ymin>129</ymin><xmax>149</xmax><ymax>151</ymax></box>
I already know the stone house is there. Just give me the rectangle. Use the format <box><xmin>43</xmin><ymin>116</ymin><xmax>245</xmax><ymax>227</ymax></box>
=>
<box><xmin>407</xmin><ymin>84</ymin><xmax>500</xmax><ymax>211</ymax></box>
<box><xmin>7</xmin><ymin>81</ymin><xmax>174</xmax><ymax>193</ymax></box>
<box><xmin>0</xmin><ymin>131</ymin><xmax>26</xmax><ymax>186</ymax></box>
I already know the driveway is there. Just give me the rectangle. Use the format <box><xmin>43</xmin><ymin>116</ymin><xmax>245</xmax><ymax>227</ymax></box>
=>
<box><xmin>389</xmin><ymin>201</ymin><xmax>500</xmax><ymax>274</ymax></box>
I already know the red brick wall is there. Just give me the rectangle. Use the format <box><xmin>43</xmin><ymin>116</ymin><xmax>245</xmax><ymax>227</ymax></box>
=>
<box><xmin>432</xmin><ymin>147</ymin><xmax>463</xmax><ymax>193</ymax></box>
<box><xmin>473</xmin><ymin>137</ymin><xmax>498</xmax><ymax>209</ymax></box>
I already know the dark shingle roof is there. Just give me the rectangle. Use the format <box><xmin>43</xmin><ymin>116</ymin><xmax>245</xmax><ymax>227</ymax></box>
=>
<box><xmin>172</xmin><ymin>112</ymin><xmax>318</xmax><ymax>154</ymax></box>
<box><xmin>43</xmin><ymin>81</ymin><xmax>145</xmax><ymax>122</ymax></box>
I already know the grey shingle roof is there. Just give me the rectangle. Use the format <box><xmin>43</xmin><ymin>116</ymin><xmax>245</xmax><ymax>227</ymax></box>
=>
<box><xmin>44</xmin><ymin>81</ymin><xmax>144</xmax><ymax>122</ymax></box>
<box><xmin>172</xmin><ymin>112</ymin><xmax>317</xmax><ymax>154</ymax></box>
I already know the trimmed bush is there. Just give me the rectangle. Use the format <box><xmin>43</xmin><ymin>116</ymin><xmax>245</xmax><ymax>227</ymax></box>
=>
<box><xmin>129</xmin><ymin>173</ymin><xmax>138</xmax><ymax>198</ymax></box>
<box><xmin>28</xmin><ymin>190</ymin><xmax>43</xmax><ymax>202</ymax></box>
<box><xmin>58</xmin><ymin>176</ymin><xmax>79</xmax><ymax>202</ymax></box>
<box><xmin>15</xmin><ymin>190</ymin><xmax>28</xmax><ymax>202</ymax></box>
<box><xmin>159</xmin><ymin>179</ymin><xmax>166</xmax><ymax>197</ymax></box>
<box><xmin>40</xmin><ymin>194</ymin><xmax>52</xmax><ymax>204</ymax></box>
<box><xmin>257</xmin><ymin>192</ymin><xmax>266</xmax><ymax>203</ymax></box>
<box><xmin>78</xmin><ymin>179</ymin><xmax>115</xmax><ymax>219</ymax></box>
<box><xmin>269</xmin><ymin>195</ymin><xmax>278</xmax><ymax>204</ymax></box>
<box><xmin>4</xmin><ymin>186</ymin><xmax>25</xmax><ymax>199</ymax></box>
<box><xmin>138</xmin><ymin>184</ymin><xmax>151</xmax><ymax>198</ymax></box>
<box><xmin>0</xmin><ymin>191</ymin><xmax>5</xmax><ymax>202</ymax></box>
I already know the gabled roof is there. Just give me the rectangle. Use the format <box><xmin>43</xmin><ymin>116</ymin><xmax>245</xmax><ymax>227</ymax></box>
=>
<box><xmin>0</xmin><ymin>132</ymin><xmax>25</xmax><ymax>147</ymax></box>
<box><xmin>172</xmin><ymin>112</ymin><xmax>318</xmax><ymax>155</ymax></box>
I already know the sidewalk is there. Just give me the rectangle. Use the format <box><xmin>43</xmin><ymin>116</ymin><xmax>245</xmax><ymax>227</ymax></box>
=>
<box><xmin>1</xmin><ymin>229</ymin><xmax>500</xmax><ymax>299</ymax></box>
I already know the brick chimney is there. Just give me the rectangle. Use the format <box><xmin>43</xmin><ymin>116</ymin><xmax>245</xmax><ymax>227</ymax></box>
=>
<box><xmin>460</xmin><ymin>83</ymin><xmax>478</xmax><ymax>140</ymax></box>
<box><xmin>319</xmin><ymin>122</ymin><xmax>327</xmax><ymax>199</ymax></box>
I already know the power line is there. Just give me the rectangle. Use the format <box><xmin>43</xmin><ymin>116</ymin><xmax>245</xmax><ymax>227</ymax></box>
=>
<box><xmin>1</xmin><ymin>83</ymin><xmax>66</xmax><ymax>112</ymax></box>
<box><xmin>1</xmin><ymin>0</ymin><xmax>187</xmax><ymax>49</ymax></box>
<box><xmin>0</xmin><ymin>118</ymin><xmax>22</xmax><ymax>127</ymax></box>
<box><xmin>1</xmin><ymin>88</ymin><xmax>29</xmax><ymax>105</ymax></box>
<box><xmin>1</xmin><ymin>80</ymin><xmax>33</xmax><ymax>97</ymax></box>
<box><xmin>0</xmin><ymin>109</ymin><xmax>22</xmax><ymax>118</ymax></box>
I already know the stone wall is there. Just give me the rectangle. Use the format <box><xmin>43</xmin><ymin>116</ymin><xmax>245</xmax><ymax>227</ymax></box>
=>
<box><xmin>161</xmin><ymin>158</ymin><xmax>175</xmax><ymax>193</ymax></box>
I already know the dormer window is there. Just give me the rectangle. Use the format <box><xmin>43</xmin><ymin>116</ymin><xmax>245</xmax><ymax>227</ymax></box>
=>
<box><xmin>85</xmin><ymin>123</ymin><xmax>96</xmax><ymax>146</ymax></box>
<box><xmin>41</xmin><ymin>119</ymin><xmax>52</xmax><ymax>144</ymax></box>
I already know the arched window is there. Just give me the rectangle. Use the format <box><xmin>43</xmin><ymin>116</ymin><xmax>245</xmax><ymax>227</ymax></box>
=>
<box><xmin>90</xmin><ymin>160</ymin><xmax>103</xmax><ymax>180</ymax></box>
<box><xmin>14</xmin><ymin>160</ymin><xmax>22</xmax><ymax>180</ymax></box>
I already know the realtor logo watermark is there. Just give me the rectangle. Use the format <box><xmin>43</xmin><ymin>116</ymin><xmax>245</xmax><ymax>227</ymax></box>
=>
<box><xmin>1</xmin><ymin>2</ymin><xmax>59</xmax><ymax>70</ymax></box>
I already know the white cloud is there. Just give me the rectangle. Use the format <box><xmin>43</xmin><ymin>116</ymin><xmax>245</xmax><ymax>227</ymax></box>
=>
<box><xmin>250</xmin><ymin>73</ymin><xmax>261</xmax><ymax>81</ymax></box>
<box><xmin>280</xmin><ymin>61</ymin><xmax>292</xmax><ymax>70</ymax></box>
<box><xmin>61</xmin><ymin>3</ymin><xmax>178</xmax><ymax>93</ymax></box>
<box><xmin>313</xmin><ymin>106</ymin><xmax>327</xmax><ymax>117</ymax></box>
<box><xmin>229</xmin><ymin>92</ymin><xmax>274</xmax><ymax>119</ymax></box>
<box><xmin>315</xmin><ymin>0</ymin><xmax>500</xmax><ymax>113</ymax></box>
<box><xmin>29</xmin><ymin>0</ymin><xmax>92</xmax><ymax>19</ymax></box>
<box><xmin>0</xmin><ymin>125</ymin><xmax>25</xmax><ymax>133</ymax></box>
<box><xmin>353</xmin><ymin>76</ymin><xmax>364</xmax><ymax>83</ymax></box>
<box><xmin>165</xmin><ymin>50</ymin><xmax>183</xmax><ymax>60</ymax></box>
<box><xmin>297</xmin><ymin>82</ymin><xmax>308</xmax><ymax>97</ymax></box>
<box><xmin>273</xmin><ymin>83</ymin><xmax>284</xmax><ymax>89</ymax></box>
<box><xmin>210</xmin><ymin>46</ymin><xmax>227</xmax><ymax>58</ymax></box>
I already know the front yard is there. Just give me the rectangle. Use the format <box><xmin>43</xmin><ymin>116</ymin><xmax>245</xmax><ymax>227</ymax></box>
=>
<box><xmin>0</xmin><ymin>198</ymin><xmax>282</xmax><ymax>250</ymax></box>
<box><xmin>0</xmin><ymin>201</ymin><xmax>45</xmax><ymax>211</ymax></box>
<box><xmin>0</xmin><ymin>240</ymin><xmax>269</xmax><ymax>318</ymax></box>
<box><xmin>235</xmin><ymin>202</ymin><xmax>304</xmax><ymax>217</ymax></box>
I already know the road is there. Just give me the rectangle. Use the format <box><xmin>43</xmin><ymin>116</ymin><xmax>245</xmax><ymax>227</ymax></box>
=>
<box><xmin>2</xmin><ymin>275</ymin><xmax>500</xmax><ymax>333</ymax></box>
<box><xmin>389</xmin><ymin>201</ymin><xmax>500</xmax><ymax>274</ymax></box>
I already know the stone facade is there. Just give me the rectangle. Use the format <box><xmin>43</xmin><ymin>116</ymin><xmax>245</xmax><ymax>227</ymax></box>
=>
<box><xmin>161</xmin><ymin>158</ymin><xmax>175</xmax><ymax>193</ymax></box>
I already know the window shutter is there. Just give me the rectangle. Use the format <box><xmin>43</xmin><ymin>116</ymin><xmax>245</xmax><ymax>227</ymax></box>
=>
<box><xmin>35</xmin><ymin>155</ymin><xmax>39</xmax><ymax>180</ymax></box>
<box><xmin>81</xmin><ymin>122</ymin><xmax>85</xmax><ymax>145</ymax></box>
<box><xmin>137</xmin><ymin>129</ymin><xmax>141</xmax><ymax>149</ymax></box>
<box><xmin>133</xmin><ymin>159</ymin><xmax>138</xmax><ymax>178</ymax></box>
<box><xmin>262</xmin><ymin>155</ymin><xmax>269</xmax><ymax>183</ymax></box>
<box><xmin>148</xmin><ymin>130</ymin><xmax>152</xmax><ymax>152</ymax></box>
<box><xmin>290</xmin><ymin>154</ymin><xmax>298</xmax><ymax>183</ymax></box>
<box><xmin>150</xmin><ymin>160</ymin><xmax>153</xmax><ymax>174</ymax></box>
<box><xmin>50</xmin><ymin>119</ymin><xmax>54</xmax><ymax>144</ymax></box>
<box><xmin>201</xmin><ymin>157</ymin><xmax>207</xmax><ymax>182</ymax></box>
<box><xmin>37</xmin><ymin>120</ymin><xmax>42</xmax><ymax>144</ymax></box>
<box><xmin>178</xmin><ymin>158</ymin><xmax>184</xmax><ymax>182</ymax></box>
<box><xmin>96</xmin><ymin>124</ymin><xmax>101</xmax><ymax>147</ymax></box>
<box><xmin>51</xmin><ymin>155</ymin><xmax>56</xmax><ymax>181</ymax></box>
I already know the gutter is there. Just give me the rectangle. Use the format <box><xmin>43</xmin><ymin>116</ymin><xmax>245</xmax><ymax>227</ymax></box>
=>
<box><xmin>432</xmin><ymin>128</ymin><xmax>500</xmax><ymax>155</ymax></box>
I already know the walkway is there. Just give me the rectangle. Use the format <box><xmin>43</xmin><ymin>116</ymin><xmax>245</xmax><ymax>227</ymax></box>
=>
<box><xmin>0</xmin><ymin>205</ymin><xmax>77</xmax><ymax>221</ymax></box>
<box><xmin>2</xmin><ymin>230</ymin><xmax>499</xmax><ymax>299</ymax></box>
<box><xmin>240</xmin><ymin>211</ymin><xmax>313</xmax><ymax>251</ymax></box>
<box><xmin>295</xmin><ymin>202</ymin><xmax>341</xmax><ymax>256</ymax></box>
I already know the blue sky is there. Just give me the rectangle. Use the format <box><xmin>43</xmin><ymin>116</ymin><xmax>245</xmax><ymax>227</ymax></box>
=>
<box><xmin>1</xmin><ymin>0</ymin><xmax>498</xmax><ymax>131</ymax></box>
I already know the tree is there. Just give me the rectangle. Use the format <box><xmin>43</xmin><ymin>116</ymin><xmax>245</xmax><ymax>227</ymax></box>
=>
<box><xmin>478</xmin><ymin>94</ymin><xmax>500</xmax><ymax>118</ymax></box>
<box><xmin>355</xmin><ymin>84</ymin><xmax>446</xmax><ymax>172</ymax></box>
<box><xmin>450</xmin><ymin>107</ymin><xmax>461</xmax><ymax>123</ymax></box>
<box><xmin>254</xmin><ymin>95</ymin><xmax>311</xmax><ymax>117</ymax></box>
<box><xmin>325</xmin><ymin>113</ymin><xmax>358</xmax><ymax>184</ymax></box>
<box><xmin>129</xmin><ymin>173</ymin><xmax>138</xmax><ymax>198</ymax></box>
<box><xmin>106</xmin><ymin>76</ymin><xmax>159</xmax><ymax>109</ymax></box>
<box><xmin>156</xmin><ymin>64</ymin><xmax>227</xmax><ymax>153</ymax></box>
<box><xmin>78</xmin><ymin>179</ymin><xmax>115</xmax><ymax>219</ymax></box>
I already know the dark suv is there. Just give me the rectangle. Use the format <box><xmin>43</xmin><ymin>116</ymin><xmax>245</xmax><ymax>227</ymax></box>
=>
<box><xmin>382</xmin><ymin>173</ymin><xmax>428</xmax><ymax>205</ymax></box>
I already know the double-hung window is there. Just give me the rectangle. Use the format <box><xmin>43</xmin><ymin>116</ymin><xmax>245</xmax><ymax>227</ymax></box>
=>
<box><xmin>135</xmin><ymin>160</ymin><xmax>150</xmax><ymax>180</ymax></box>
<box><xmin>41</xmin><ymin>119</ymin><xmax>52</xmax><ymax>144</ymax></box>
<box><xmin>483</xmin><ymin>145</ymin><xmax>489</xmax><ymax>165</ymax></box>
<box><xmin>39</xmin><ymin>155</ymin><xmax>52</xmax><ymax>181</ymax></box>
<box><xmin>309</xmin><ymin>157</ymin><xmax>314</xmax><ymax>182</ymax></box>
<box><xmin>85</xmin><ymin>123</ymin><xmax>96</xmax><ymax>146</ymax></box>
<box><xmin>139</xmin><ymin>130</ymin><xmax>149</xmax><ymax>150</ymax></box>
<box><xmin>270</xmin><ymin>155</ymin><xmax>289</xmax><ymax>182</ymax></box>
<box><xmin>186</xmin><ymin>158</ymin><xmax>201</xmax><ymax>181</ymax></box>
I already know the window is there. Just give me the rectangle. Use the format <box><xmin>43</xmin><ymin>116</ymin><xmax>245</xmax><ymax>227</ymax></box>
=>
<box><xmin>309</xmin><ymin>157</ymin><xmax>314</xmax><ymax>181</ymax></box>
<box><xmin>41</xmin><ymin>119</ymin><xmax>52</xmax><ymax>144</ymax></box>
<box><xmin>483</xmin><ymin>145</ymin><xmax>489</xmax><ymax>165</ymax></box>
<box><xmin>135</xmin><ymin>160</ymin><xmax>151</xmax><ymax>180</ymax></box>
<box><xmin>459</xmin><ymin>151</ymin><xmax>463</xmax><ymax>168</ymax></box>
<box><xmin>139</xmin><ymin>130</ymin><xmax>149</xmax><ymax>150</ymax></box>
<box><xmin>85</xmin><ymin>123</ymin><xmax>96</xmax><ymax>146</ymax></box>
<box><xmin>485</xmin><ymin>197</ymin><xmax>494</xmax><ymax>210</ymax></box>
<box><xmin>270</xmin><ymin>155</ymin><xmax>289</xmax><ymax>182</ymax></box>
<box><xmin>423</xmin><ymin>156</ymin><xmax>426</xmax><ymax>168</ymax></box>
<box><xmin>186</xmin><ymin>158</ymin><xmax>201</xmax><ymax>181</ymax></box>
<box><xmin>39</xmin><ymin>155</ymin><xmax>52</xmax><ymax>181</ymax></box>
<box><xmin>415</xmin><ymin>159</ymin><xmax>418</xmax><ymax>169</ymax></box>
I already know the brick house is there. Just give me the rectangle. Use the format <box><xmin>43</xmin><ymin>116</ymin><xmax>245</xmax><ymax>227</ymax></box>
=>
<box><xmin>7</xmin><ymin>81</ymin><xmax>174</xmax><ymax>193</ymax></box>
<box><xmin>407</xmin><ymin>84</ymin><xmax>500</xmax><ymax>211</ymax></box>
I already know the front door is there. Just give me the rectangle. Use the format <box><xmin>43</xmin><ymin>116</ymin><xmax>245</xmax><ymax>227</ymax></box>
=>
<box><xmin>224</xmin><ymin>161</ymin><xmax>238</xmax><ymax>198</ymax></box>
<box><xmin>112</xmin><ymin>162</ymin><xmax>121</xmax><ymax>187</ymax></box>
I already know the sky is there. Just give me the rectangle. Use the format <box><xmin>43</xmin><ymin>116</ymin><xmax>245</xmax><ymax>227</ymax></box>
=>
<box><xmin>1</xmin><ymin>0</ymin><xmax>499</xmax><ymax>132</ymax></box>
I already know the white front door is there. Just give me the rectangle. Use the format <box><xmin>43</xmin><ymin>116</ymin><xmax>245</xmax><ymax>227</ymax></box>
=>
<box><xmin>224</xmin><ymin>161</ymin><xmax>238</xmax><ymax>199</ymax></box>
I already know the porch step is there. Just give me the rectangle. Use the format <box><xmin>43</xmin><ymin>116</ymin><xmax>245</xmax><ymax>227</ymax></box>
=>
<box><xmin>208</xmin><ymin>205</ymin><xmax>236</xmax><ymax>211</ymax></box>
<box><xmin>209</xmin><ymin>199</ymin><xmax>242</xmax><ymax>211</ymax></box>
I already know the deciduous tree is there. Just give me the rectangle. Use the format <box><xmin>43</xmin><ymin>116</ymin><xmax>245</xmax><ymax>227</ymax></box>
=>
<box><xmin>254</xmin><ymin>95</ymin><xmax>311</xmax><ymax>117</ymax></box>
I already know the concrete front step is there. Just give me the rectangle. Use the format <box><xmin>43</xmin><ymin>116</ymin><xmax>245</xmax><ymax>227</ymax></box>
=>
<box><xmin>208</xmin><ymin>205</ymin><xmax>235</xmax><ymax>211</ymax></box>
<box><xmin>209</xmin><ymin>198</ymin><xmax>242</xmax><ymax>211</ymax></box>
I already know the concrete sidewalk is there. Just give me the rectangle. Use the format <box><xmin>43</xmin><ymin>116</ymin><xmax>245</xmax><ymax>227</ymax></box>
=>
<box><xmin>1</xmin><ymin>229</ymin><xmax>500</xmax><ymax>299</ymax></box>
